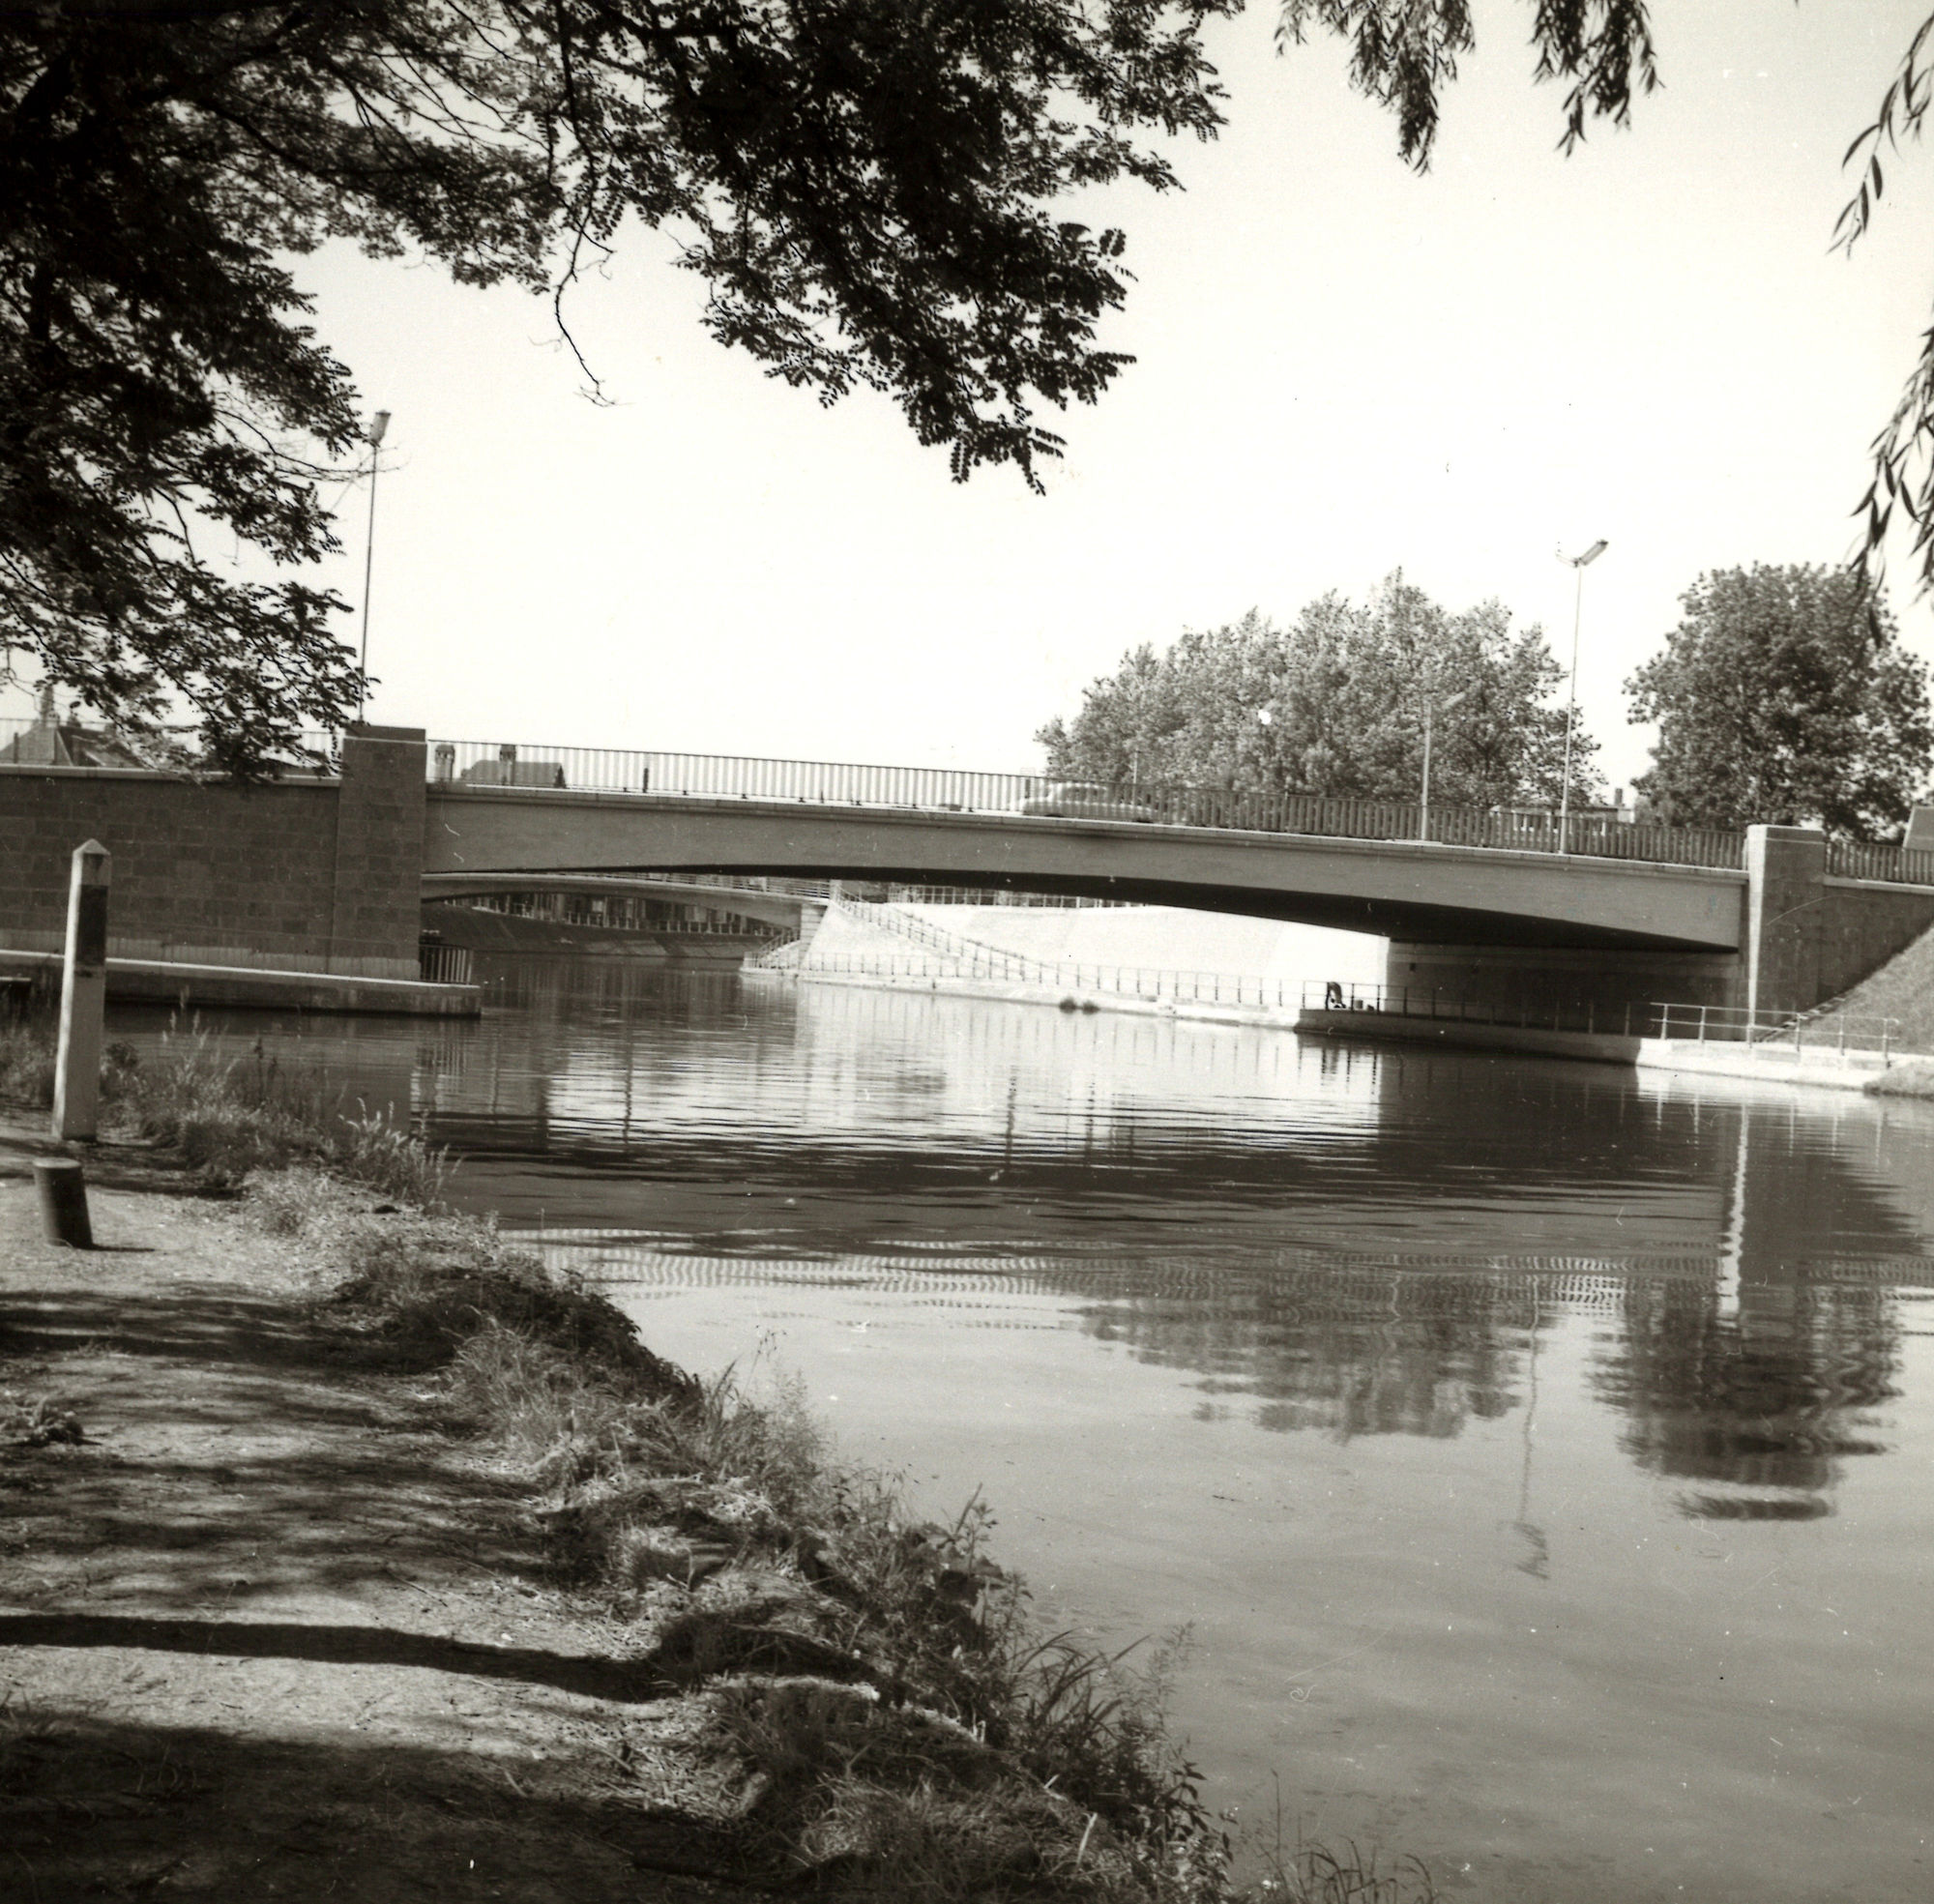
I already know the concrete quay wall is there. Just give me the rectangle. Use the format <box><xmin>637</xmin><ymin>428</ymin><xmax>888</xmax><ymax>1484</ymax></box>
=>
<box><xmin>0</xmin><ymin>950</ymin><xmax>479</xmax><ymax>1017</ymax></box>
<box><xmin>0</xmin><ymin>726</ymin><xmax>427</xmax><ymax>981</ymax></box>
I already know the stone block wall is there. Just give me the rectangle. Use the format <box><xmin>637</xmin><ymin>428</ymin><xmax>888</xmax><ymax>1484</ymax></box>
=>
<box><xmin>1743</xmin><ymin>826</ymin><xmax>1827</xmax><ymax>1020</ymax></box>
<box><xmin>1744</xmin><ymin>826</ymin><xmax>1934</xmax><ymax>1017</ymax></box>
<box><xmin>0</xmin><ymin>725</ymin><xmax>426</xmax><ymax>980</ymax></box>
<box><xmin>328</xmin><ymin>726</ymin><xmax>429</xmax><ymax>978</ymax></box>
<box><xmin>1817</xmin><ymin>877</ymin><xmax>1934</xmax><ymax>1004</ymax></box>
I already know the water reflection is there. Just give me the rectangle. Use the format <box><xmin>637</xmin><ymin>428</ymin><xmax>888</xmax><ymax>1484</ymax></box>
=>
<box><xmin>118</xmin><ymin>960</ymin><xmax>1934</xmax><ymax>1526</ymax></box>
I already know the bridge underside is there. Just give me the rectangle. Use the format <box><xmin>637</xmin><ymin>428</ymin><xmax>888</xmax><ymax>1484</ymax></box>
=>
<box><xmin>425</xmin><ymin>790</ymin><xmax>1745</xmax><ymax>955</ymax></box>
<box><xmin>420</xmin><ymin>871</ymin><xmax>806</xmax><ymax>930</ymax></box>
<box><xmin>666</xmin><ymin>864</ymin><xmax>1726</xmax><ymax>950</ymax></box>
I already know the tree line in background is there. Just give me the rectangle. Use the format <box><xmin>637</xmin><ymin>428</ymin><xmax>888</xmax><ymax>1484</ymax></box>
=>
<box><xmin>1040</xmin><ymin>564</ymin><xmax>1934</xmax><ymax>842</ymax></box>
<box><xmin>1036</xmin><ymin>573</ymin><xmax>1592</xmax><ymax>816</ymax></box>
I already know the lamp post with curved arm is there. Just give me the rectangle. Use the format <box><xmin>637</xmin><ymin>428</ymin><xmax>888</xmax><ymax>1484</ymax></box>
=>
<box><xmin>1420</xmin><ymin>683</ymin><xmax>1472</xmax><ymax>841</ymax></box>
<box><xmin>356</xmin><ymin>409</ymin><xmax>392</xmax><ymax>722</ymax></box>
<box><xmin>1557</xmin><ymin>539</ymin><xmax>1607</xmax><ymax>853</ymax></box>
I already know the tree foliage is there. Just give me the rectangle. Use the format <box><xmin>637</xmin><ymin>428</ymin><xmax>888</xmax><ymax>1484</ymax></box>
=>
<box><xmin>8</xmin><ymin>0</ymin><xmax>1934</xmax><ymax>767</ymax></box>
<box><xmin>1037</xmin><ymin>573</ymin><xmax>1597</xmax><ymax>810</ymax></box>
<box><xmin>1625</xmin><ymin>564</ymin><xmax>1933</xmax><ymax>839</ymax></box>
<box><xmin>0</xmin><ymin>0</ymin><xmax>1228</xmax><ymax>764</ymax></box>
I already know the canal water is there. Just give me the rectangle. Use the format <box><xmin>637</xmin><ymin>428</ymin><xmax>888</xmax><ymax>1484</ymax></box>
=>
<box><xmin>118</xmin><ymin>957</ymin><xmax>1934</xmax><ymax>1903</ymax></box>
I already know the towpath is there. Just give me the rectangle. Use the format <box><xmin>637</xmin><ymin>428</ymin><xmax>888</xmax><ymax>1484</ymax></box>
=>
<box><xmin>0</xmin><ymin>1117</ymin><xmax>755</xmax><ymax>1902</ymax></box>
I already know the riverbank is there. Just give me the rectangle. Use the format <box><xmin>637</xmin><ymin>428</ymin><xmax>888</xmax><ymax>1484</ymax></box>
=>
<box><xmin>6</xmin><ymin>1040</ymin><xmax>1420</xmax><ymax>1903</ymax></box>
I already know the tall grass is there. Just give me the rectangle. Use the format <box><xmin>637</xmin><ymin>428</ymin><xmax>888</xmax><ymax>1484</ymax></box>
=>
<box><xmin>122</xmin><ymin>1021</ymin><xmax>451</xmax><ymax>1204</ymax></box>
<box><xmin>0</xmin><ymin>1017</ymin><xmax>57</xmax><ymax>1106</ymax></box>
<box><xmin>3</xmin><ymin>1011</ymin><xmax>449</xmax><ymax>1205</ymax></box>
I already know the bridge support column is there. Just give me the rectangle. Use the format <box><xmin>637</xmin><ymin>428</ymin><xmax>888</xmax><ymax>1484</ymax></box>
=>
<box><xmin>1743</xmin><ymin>824</ymin><xmax>1826</xmax><ymax>1021</ymax></box>
<box><xmin>329</xmin><ymin>724</ymin><xmax>426</xmax><ymax>980</ymax></box>
<box><xmin>1382</xmin><ymin>942</ymin><xmax>1741</xmax><ymax>1028</ymax></box>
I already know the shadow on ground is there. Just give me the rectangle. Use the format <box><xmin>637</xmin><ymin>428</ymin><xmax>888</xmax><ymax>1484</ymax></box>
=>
<box><xmin>0</xmin><ymin>1709</ymin><xmax>759</xmax><ymax>1904</ymax></box>
<box><xmin>0</xmin><ymin>1613</ymin><xmax>654</xmax><ymax>1705</ymax></box>
<box><xmin>0</xmin><ymin>1272</ymin><xmax>542</xmax><ymax>1614</ymax></box>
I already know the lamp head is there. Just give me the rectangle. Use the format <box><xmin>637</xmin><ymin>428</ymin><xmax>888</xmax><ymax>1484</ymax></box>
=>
<box><xmin>1567</xmin><ymin>539</ymin><xmax>1608</xmax><ymax>568</ymax></box>
<box><xmin>368</xmin><ymin>409</ymin><xmax>391</xmax><ymax>447</ymax></box>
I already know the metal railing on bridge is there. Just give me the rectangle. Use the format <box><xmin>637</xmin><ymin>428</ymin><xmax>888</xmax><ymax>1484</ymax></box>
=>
<box><xmin>1826</xmin><ymin>835</ymin><xmax>1934</xmax><ymax>883</ymax></box>
<box><xmin>425</xmin><ymin>736</ymin><xmax>1760</xmax><ymax>874</ymax></box>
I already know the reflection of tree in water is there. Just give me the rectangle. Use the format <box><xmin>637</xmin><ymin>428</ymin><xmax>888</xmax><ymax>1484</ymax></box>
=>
<box><xmin>1077</xmin><ymin>1261</ymin><xmax>1538</xmax><ymax>1441</ymax></box>
<box><xmin>1595</xmin><ymin>1274</ymin><xmax>1899</xmax><ymax>1520</ymax></box>
<box><xmin>1588</xmin><ymin>1108</ymin><xmax>1916</xmax><ymax>1521</ymax></box>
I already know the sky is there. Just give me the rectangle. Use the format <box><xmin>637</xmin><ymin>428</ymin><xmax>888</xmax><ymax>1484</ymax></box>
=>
<box><xmin>12</xmin><ymin>1</ymin><xmax>1934</xmax><ymax>798</ymax></box>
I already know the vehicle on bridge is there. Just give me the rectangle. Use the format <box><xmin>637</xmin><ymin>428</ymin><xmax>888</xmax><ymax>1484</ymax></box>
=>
<box><xmin>1018</xmin><ymin>782</ymin><xmax>1156</xmax><ymax>822</ymax></box>
<box><xmin>457</xmin><ymin>748</ymin><xmax>567</xmax><ymax>790</ymax></box>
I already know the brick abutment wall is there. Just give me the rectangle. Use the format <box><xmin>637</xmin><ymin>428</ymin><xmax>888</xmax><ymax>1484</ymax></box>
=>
<box><xmin>0</xmin><ymin>725</ymin><xmax>426</xmax><ymax>981</ymax></box>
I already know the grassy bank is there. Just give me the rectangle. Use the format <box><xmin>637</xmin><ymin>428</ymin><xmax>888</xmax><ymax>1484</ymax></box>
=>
<box><xmin>4</xmin><ymin>1018</ymin><xmax>1442</xmax><ymax>1903</ymax></box>
<box><xmin>0</xmin><ymin>1012</ymin><xmax>445</xmax><ymax>1203</ymax></box>
<box><xmin>1809</xmin><ymin>921</ymin><xmax>1934</xmax><ymax>1061</ymax></box>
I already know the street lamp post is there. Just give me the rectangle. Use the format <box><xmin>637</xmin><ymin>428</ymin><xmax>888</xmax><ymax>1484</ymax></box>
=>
<box><xmin>356</xmin><ymin>409</ymin><xmax>392</xmax><ymax>722</ymax></box>
<box><xmin>1557</xmin><ymin>538</ymin><xmax>1607</xmax><ymax>853</ymax></box>
<box><xmin>1420</xmin><ymin>684</ymin><xmax>1472</xmax><ymax>841</ymax></box>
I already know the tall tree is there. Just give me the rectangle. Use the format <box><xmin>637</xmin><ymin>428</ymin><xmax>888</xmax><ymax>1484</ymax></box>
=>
<box><xmin>1037</xmin><ymin>573</ymin><xmax>1596</xmax><ymax>809</ymax></box>
<box><xmin>0</xmin><ymin>1</ymin><xmax>1229</xmax><ymax>766</ymax></box>
<box><xmin>1625</xmin><ymin>564</ymin><xmax>1933</xmax><ymax>839</ymax></box>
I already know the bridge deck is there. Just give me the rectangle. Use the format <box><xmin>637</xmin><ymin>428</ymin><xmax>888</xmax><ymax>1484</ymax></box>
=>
<box><xmin>424</xmin><ymin>785</ymin><xmax>1746</xmax><ymax>951</ymax></box>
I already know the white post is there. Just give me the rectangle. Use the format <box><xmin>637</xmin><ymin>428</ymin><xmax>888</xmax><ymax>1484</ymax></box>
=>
<box><xmin>52</xmin><ymin>839</ymin><xmax>111</xmax><ymax>1142</ymax></box>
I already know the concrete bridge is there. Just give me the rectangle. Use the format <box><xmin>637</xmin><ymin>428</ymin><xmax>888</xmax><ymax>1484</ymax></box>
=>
<box><xmin>6</xmin><ymin>723</ymin><xmax>1934</xmax><ymax>1021</ymax></box>
<box><xmin>422</xmin><ymin>773</ymin><xmax>1934</xmax><ymax>1022</ymax></box>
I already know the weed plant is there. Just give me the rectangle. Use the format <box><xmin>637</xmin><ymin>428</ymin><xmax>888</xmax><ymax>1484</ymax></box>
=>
<box><xmin>112</xmin><ymin>1022</ymin><xmax>453</xmax><ymax>1202</ymax></box>
<box><xmin>1868</xmin><ymin>1056</ymin><xmax>1934</xmax><ymax>1098</ymax></box>
<box><xmin>0</xmin><ymin>1017</ymin><xmax>56</xmax><ymax>1105</ymax></box>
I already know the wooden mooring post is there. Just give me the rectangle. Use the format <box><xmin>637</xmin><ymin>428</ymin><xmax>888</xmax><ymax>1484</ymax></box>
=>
<box><xmin>52</xmin><ymin>839</ymin><xmax>111</xmax><ymax>1143</ymax></box>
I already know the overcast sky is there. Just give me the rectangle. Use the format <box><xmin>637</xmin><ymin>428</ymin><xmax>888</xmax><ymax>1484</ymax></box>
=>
<box><xmin>14</xmin><ymin>2</ymin><xmax>1933</xmax><ymax>798</ymax></box>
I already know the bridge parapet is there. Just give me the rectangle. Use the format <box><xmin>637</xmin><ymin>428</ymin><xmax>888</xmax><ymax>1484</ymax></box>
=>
<box><xmin>427</xmin><ymin>737</ymin><xmax>1755</xmax><ymax>876</ymax></box>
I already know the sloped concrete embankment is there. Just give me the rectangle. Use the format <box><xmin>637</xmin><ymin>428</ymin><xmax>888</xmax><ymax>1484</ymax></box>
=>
<box><xmin>759</xmin><ymin>902</ymin><xmax>1381</xmax><ymax>1027</ymax></box>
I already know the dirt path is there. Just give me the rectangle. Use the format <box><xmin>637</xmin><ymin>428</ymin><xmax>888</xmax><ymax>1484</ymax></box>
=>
<box><xmin>1</xmin><ymin>1121</ymin><xmax>757</xmax><ymax>1902</ymax></box>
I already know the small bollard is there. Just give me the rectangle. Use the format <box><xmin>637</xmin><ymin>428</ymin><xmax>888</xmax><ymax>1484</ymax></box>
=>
<box><xmin>33</xmin><ymin>1157</ymin><xmax>95</xmax><ymax>1248</ymax></box>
